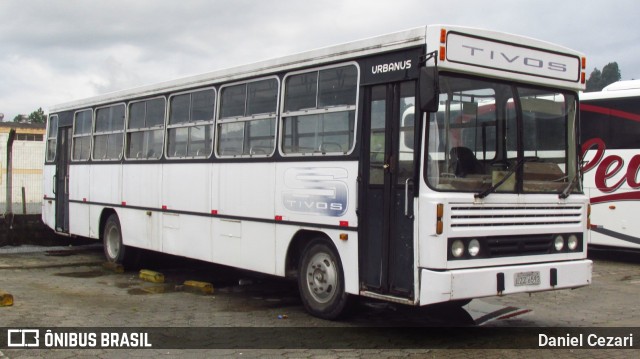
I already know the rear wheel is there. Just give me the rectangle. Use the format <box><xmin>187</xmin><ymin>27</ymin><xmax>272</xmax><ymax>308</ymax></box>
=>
<box><xmin>298</xmin><ymin>239</ymin><xmax>350</xmax><ymax>320</ymax></box>
<box><xmin>103</xmin><ymin>214</ymin><xmax>131</xmax><ymax>264</ymax></box>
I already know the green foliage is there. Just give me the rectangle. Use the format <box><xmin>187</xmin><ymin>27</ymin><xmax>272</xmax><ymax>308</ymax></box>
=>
<box><xmin>28</xmin><ymin>107</ymin><xmax>47</xmax><ymax>124</ymax></box>
<box><xmin>12</xmin><ymin>107</ymin><xmax>47</xmax><ymax>124</ymax></box>
<box><xmin>586</xmin><ymin>62</ymin><xmax>622</xmax><ymax>92</ymax></box>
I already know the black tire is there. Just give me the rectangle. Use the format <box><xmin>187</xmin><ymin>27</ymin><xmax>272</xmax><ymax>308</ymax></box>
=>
<box><xmin>103</xmin><ymin>214</ymin><xmax>131</xmax><ymax>264</ymax></box>
<box><xmin>298</xmin><ymin>239</ymin><xmax>351</xmax><ymax>320</ymax></box>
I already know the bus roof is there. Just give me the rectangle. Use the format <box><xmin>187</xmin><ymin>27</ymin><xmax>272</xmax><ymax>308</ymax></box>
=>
<box><xmin>603</xmin><ymin>79</ymin><xmax>640</xmax><ymax>91</ymax></box>
<box><xmin>50</xmin><ymin>25</ymin><xmax>585</xmax><ymax>113</ymax></box>
<box><xmin>581</xmin><ymin>80</ymin><xmax>640</xmax><ymax>101</ymax></box>
<box><xmin>50</xmin><ymin>27</ymin><xmax>427</xmax><ymax>113</ymax></box>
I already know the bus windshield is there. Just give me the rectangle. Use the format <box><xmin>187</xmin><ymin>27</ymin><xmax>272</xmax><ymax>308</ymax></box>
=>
<box><xmin>426</xmin><ymin>73</ymin><xmax>580</xmax><ymax>195</ymax></box>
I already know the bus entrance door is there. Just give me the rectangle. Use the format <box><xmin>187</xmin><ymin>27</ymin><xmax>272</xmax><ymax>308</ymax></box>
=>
<box><xmin>55</xmin><ymin>126</ymin><xmax>72</xmax><ymax>233</ymax></box>
<box><xmin>361</xmin><ymin>81</ymin><xmax>416</xmax><ymax>299</ymax></box>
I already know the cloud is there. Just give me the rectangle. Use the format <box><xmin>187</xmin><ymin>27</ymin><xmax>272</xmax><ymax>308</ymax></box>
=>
<box><xmin>1</xmin><ymin>0</ymin><xmax>639</xmax><ymax>119</ymax></box>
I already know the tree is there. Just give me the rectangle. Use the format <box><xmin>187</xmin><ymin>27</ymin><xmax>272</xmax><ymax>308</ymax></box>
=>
<box><xmin>585</xmin><ymin>68</ymin><xmax>602</xmax><ymax>92</ymax></box>
<box><xmin>28</xmin><ymin>107</ymin><xmax>47</xmax><ymax>124</ymax></box>
<box><xmin>12</xmin><ymin>107</ymin><xmax>47</xmax><ymax>124</ymax></box>
<box><xmin>601</xmin><ymin>62</ymin><xmax>621</xmax><ymax>87</ymax></box>
<box><xmin>586</xmin><ymin>62</ymin><xmax>621</xmax><ymax>92</ymax></box>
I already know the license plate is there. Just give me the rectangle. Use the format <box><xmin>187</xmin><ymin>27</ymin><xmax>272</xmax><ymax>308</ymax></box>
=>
<box><xmin>514</xmin><ymin>271</ymin><xmax>541</xmax><ymax>286</ymax></box>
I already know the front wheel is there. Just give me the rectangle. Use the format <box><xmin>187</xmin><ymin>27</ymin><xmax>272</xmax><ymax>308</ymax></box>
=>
<box><xmin>298</xmin><ymin>239</ymin><xmax>351</xmax><ymax>320</ymax></box>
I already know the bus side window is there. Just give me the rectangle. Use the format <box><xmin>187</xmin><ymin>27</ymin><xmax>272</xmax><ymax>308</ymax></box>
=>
<box><xmin>167</xmin><ymin>89</ymin><xmax>215</xmax><ymax>159</ymax></box>
<box><xmin>93</xmin><ymin>104</ymin><xmax>125</xmax><ymax>161</ymax></box>
<box><xmin>281</xmin><ymin>64</ymin><xmax>358</xmax><ymax>156</ymax></box>
<box><xmin>216</xmin><ymin>78</ymin><xmax>278</xmax><ymax>158</ymax></box>
<box><xmin>46</xmin><ymin>115</ymin><xmax>59</xmax><ymax>162</ymax></box>
<box><xmin>126</xmin><ymin>97</ymin><xmax>166</xmax><ymax>160</ymax></box>
<box><xmin>72</xmin><ymin>109</ymin><xmax>92</xmax><ymax>161</ymax></box>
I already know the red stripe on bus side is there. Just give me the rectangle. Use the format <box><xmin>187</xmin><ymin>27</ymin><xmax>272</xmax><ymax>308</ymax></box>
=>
<box><xmin>582</xmin><ymin>103</ymin><xmax>640</xmax><ymax>123</ymax></box>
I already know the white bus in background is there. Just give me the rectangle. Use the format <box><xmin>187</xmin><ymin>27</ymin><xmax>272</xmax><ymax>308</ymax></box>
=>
<box><xmin>581</xmin><ymin>80</ymin><xmax>640</xmax><ymax>250</ymax></box>
<box><xmin>43</xmin><ymin>25</ymin><xmax>592</xmax><ymax>320</ymax></box>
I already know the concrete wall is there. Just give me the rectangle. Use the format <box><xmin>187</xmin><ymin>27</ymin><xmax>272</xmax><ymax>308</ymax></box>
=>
<box><xmin>1</xmin><ymin>132</ymin><xmax>45</xmax><ymax>214</ymax></box>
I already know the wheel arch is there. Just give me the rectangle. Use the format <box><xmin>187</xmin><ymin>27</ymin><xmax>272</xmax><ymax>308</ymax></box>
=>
<box><xmin>284</xmin><ymin>229</ymin><xmax>337</xmax><ymax>279</ymax></box>
<box><xmin>99</xmin><ymin>208</ymin><xmax>118</xmax><ymax>241</ymax></box>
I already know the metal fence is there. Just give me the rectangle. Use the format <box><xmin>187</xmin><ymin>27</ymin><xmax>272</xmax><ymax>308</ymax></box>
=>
<box><xmin>1</xmin><ymin>129</ymin><xmax>44</xmax><ymax>215</ymax></box>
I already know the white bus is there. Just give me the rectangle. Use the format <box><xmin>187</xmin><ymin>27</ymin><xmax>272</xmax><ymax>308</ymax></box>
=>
<box><xmin>43</xmin><ymin>25</ymin><xmax>592</xmax><ymax>319</ymax></box>
<box><xmin>581</xmin><ymin>80</ymin><xmax>640</xmax><ymax>250</ymax></box>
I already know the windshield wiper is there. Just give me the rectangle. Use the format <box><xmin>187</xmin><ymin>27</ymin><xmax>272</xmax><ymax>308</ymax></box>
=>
<box><xmin>559</xmin><ymin>173</ymin><xmax>580</xmax><ymax>199</ymax></box>
<box><xmin>475</xmin><ymin>158</ymin><xmax>528</xmax><ymax>199</ymax></box>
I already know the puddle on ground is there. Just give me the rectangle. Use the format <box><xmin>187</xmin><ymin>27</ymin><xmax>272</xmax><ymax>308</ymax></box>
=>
<box><xmin>46</xmin><ymin>251</ymin><xmax>78</xmax><ymax>257</ymax></box>
<box><xmin>55</xmin><ymin>270</ymin><xmax>108</xmax><ymax>278</ymax></box>
<box><xmin>44</xmin><ymin>246</ymin><xmax>102</xmax><ymax>257</ymax></box>
<box><xmin>115</xmin><ymin>282</ymin><xmax>137</xmax><ymax>289</ymax></box>
<box><xmin>127</xmin><ymin>284</ymin><xmax>177</xmax><ymax>295</ymax></box>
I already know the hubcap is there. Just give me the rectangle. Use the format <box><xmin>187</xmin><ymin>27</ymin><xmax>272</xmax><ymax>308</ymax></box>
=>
<box><xmin>105</xmin><ymin>224</ymin><xmax>120</xmax><ymax>260</ymax></box>
<box><xmin>305</xmin><ymin>252</ymin><xmax>337</xmax><ymax>304</ymax></box>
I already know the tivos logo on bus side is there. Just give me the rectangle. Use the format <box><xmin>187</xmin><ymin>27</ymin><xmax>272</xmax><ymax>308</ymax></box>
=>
<box><xmin>582</xmin><ymin>137</ymin><xmax>640</xmax><ymax>193</ymax></box>
<box><xmin>282</xmin><ymin>167</ymin><xmax>348</xmax><ymax>217</ymax></box>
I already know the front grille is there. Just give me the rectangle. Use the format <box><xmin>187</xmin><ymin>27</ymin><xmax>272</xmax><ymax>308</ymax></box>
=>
<box><xmin>486</xmin><ymin>234</ymin><xmax>553</xmax><ymax>257</ymax></box>
<box><xmin>450</xmin><ymin>205</ymin><xmax>582</xmax><ymax>228</ymax></box>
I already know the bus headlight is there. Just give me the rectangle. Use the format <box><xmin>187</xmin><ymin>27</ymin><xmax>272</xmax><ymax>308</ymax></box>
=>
<box><xmin>554</xmin><ymin>235</ymin><xmax>565</xmax><ymax>251</ymax></box>
<box><xmin>468</xmin><ymin>239</ymin><xmax>480</xmax><ymax>257</ymax></box>
<box><xmin>567</xmin><ymin>234</ymin><xmax>579</xmax><ymax>251</ymax></box>
<box><xmin>451</xmin><ymin>240</ymin><xmax>465</xmax><ymax>258</ymax></box>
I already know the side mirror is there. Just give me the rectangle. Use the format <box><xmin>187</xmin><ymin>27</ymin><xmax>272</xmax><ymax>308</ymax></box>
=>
<box><xmin>419</xmin><ymin>67</ymin><xmax>440</xmax><ymax>113</ymax></box>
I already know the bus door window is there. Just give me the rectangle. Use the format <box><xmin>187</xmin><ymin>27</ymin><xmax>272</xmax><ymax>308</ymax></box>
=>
<box><xmin>368</xmin><ymin>86</ymin><xmax>386</xmax><ymax>185</ymax></box>
<box><xmin>397</xmin><ymin>82</ymin><xmax>415</xmax><ymax>184</ymax></box>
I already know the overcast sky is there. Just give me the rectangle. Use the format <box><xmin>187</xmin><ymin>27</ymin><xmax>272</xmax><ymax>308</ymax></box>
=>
<box><xmin>1</xmin><ymin>0</ymin><xmax>638</xmax><ymax>121</ymax></box>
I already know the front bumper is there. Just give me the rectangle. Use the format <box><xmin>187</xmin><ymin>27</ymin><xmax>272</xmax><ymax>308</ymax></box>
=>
<box><xmin>419</xmin><ymin>259</ymin><xmax>593</xmax><ymax>305</ymax></box>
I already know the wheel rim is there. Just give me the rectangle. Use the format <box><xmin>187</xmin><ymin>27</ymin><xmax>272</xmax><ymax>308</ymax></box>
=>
<box><xmin>305</xmin><ymin>251</ymin><xmax>338</xmax><ymax>304</ymax></box>
<box><xmin>105</xmin><ymin>224</ymin><xmax>121</xmax><ymax>260</ymax></box>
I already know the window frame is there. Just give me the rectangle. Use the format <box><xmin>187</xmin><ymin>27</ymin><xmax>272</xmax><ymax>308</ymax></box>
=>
<box><xmin>15</xmin><ymin>133</ymin><xmax>44</xmax><ymax>141</ymax></box>
<box><xmin>166</xmin><ymin>87</ymin><xmax>216</xmax><ymax>160</ymax></box>
<box><xmin>125</xmin><ymin>96</ymin><xmax>167</xmax><ymax>161</ymax></box>
<box><xmin>92</xmin><ymin>103</ymin><xmax>126</xmax><ymax>161</ymax></box>
<box><xmin>215</xmin><ymin>76</ymin><xmax>280</xmax><ymax>158</ymax></box>
<box><xmin>46</xmin><ymin>114</ymin><xmax>58</xmax><ymax>162</ymax></box>
<box><xmin>279</xmin><ymin>62</ymin><xmax>359</xmax><ymax>157</ymax></box>
<box><xmin>425</xmin><ymin>72</ymin><xmax>578</xmax><ymax>195</ymax></box>
<box><xmin>71</xmin><ymin>109</ymin><xmax>93</xmax><ymax>162</ymax></box>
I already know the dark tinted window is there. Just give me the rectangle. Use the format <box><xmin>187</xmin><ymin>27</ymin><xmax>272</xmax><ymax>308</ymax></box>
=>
<box><xmin>581</xmin><ymin>97</ymin><xmax>640</xmax><ymax>149</ymax></box>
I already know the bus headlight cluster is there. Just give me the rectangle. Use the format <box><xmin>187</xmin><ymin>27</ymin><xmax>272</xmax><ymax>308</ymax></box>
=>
<box><xmin>567</xmin><ymin>234</ymin><xmax>579</xmax><ymax>250</ymax></box>
<box><xmin>451</xmin><ymin>240</ymin><xmax>465</xmax><ymax>258</ymax></box>
<box><xmin>554</xmin><ymin>235</ymin><xmax>565</xmax><ymax>251</ymax></box>
<box><xmin>468</xmin><ymin>239</ymin><xmax>481</xmax><ymax>256</ymax></box>
<box><xmin>553</xmin><ymin>234</ymin><xmax>581</xmax><ymax>252</ymax></box>
<box><xmin>451</xmin><ymin>239</ymin><xmax>481</xmax><ymax>258</ymax></box>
